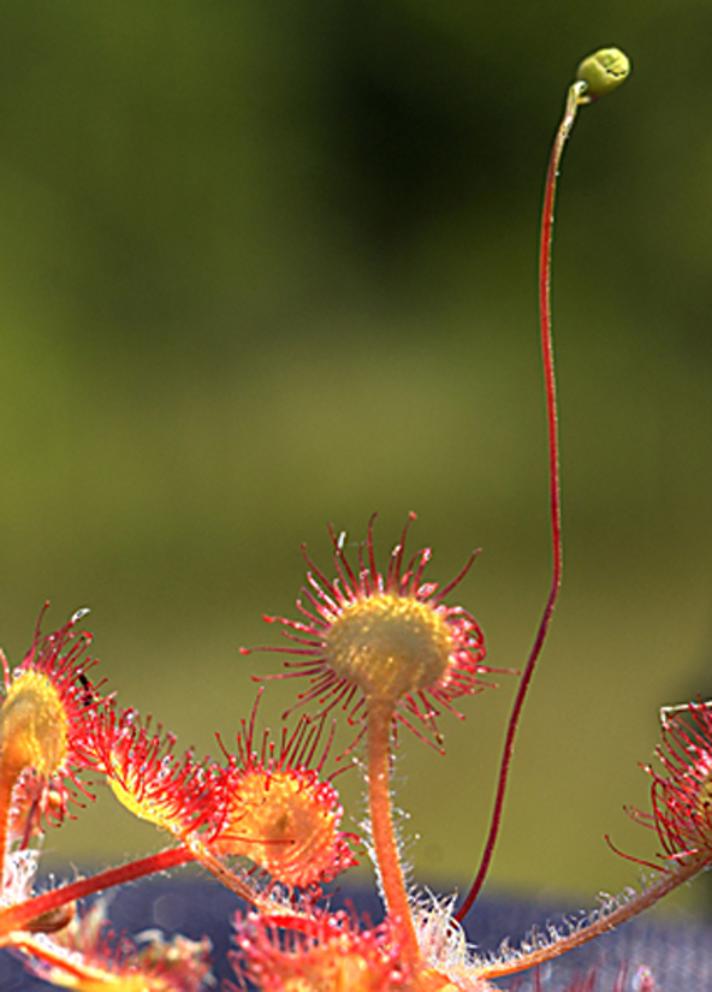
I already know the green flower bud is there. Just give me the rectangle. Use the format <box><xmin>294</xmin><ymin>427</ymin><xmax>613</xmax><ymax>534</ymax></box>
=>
<box><xmin>576</xmin><ymin>47</ymin><xmax>631</xmax><ymax>98</ymax></box>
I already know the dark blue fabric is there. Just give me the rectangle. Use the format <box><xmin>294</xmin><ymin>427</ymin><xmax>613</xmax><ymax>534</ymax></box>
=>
<box><xmin>1</xmin><ymin>878</ymin><xmax>710</xmax><ymax>990</ymax></box>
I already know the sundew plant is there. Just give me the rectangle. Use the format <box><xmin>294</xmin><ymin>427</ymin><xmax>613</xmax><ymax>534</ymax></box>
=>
<box><xmin>0</xmin><ymin>48</ymin><xmax>707</xmax><ymax>991</ymax></box>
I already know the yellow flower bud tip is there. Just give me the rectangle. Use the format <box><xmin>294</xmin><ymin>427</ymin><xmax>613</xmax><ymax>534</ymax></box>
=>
<box><xmin>575</xmin><ymin>47</ymin><xmax>631</xmax><ymax>100</ymax></box>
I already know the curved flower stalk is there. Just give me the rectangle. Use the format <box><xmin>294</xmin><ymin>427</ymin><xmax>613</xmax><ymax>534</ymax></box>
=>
<box><xmin>455</xmin><ymin>46</ymin><xmax>631</xmax><ymax>924</ymax></box>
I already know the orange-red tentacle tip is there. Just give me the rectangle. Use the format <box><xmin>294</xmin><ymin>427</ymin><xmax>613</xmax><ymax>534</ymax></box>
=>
<box><xmin>0</xmin><ymin>608</ymin><xmax>109</xmax><ymax>830</ymax></box>
<box><xmin>249</xmin><ymin>517</ymin><xmax>498</xmax><ymax>748</ymax></box>
<box><xmin>228</xmin><ymin>909</ymin><xmax>413</xmax><ymax>992</ymax></box>
<box><xmin>627</xmin><ymin>701</ymin><xmax>712</xmax><ymax>867</ymax></box>
<box><xmin>208</xmin><ymin>700</ymin><xmax>359</xmax><ymax>889</ymax></box>
<box><xmin>86</xmin><ymin>701</ymin><xmax>222</xmax><ymax>841</ymax></box>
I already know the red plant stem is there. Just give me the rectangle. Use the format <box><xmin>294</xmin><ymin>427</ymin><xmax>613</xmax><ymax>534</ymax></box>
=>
<box><xmin>0</xmin><ymin>845</ymin><xmax>193</xmax><ymax>936</ymax></box>
<box><xmin>366</xmin><ymin>701</ymin><xmax>420</xmax><ymax>968</ymax></box>
<box><xmin>0</xmin><ymin>835</ymin><xmax>278</xmax><ymax>938</ymax></box>
<box><xmin>456</xmin><ymin>80</ymin><xmax>587</xmax><ymax>923</ymax></box>
<box><xmin>475</xmin><ymin>854</ymin><xmax>706</xmax><ymax>980</ymax></box>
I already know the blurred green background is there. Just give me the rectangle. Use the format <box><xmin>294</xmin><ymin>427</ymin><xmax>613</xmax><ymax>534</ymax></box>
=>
<box><xmin>0</xmin><ymin>2</ymin><xmax>710</xmax><ymax>918</ymax></box>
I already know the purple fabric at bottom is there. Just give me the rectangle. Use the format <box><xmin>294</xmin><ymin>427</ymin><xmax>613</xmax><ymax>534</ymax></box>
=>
<box><xmin>1</xmin><ymin>878</ymin><xmax>710</xmax><ymax>990</ymax></box>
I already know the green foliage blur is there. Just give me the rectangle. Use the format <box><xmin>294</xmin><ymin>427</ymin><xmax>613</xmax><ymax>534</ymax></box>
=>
<box><xmin>0</xmin><ymin>3</ymin><xmax>710</xmax><ymax>914</ymax></box>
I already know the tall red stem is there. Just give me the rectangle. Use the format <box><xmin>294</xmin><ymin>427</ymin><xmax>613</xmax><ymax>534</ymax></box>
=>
<box><xmin>455</xmin><ymin>80</ymin><xmax>587</xmax><ymax>922</ymax></box>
